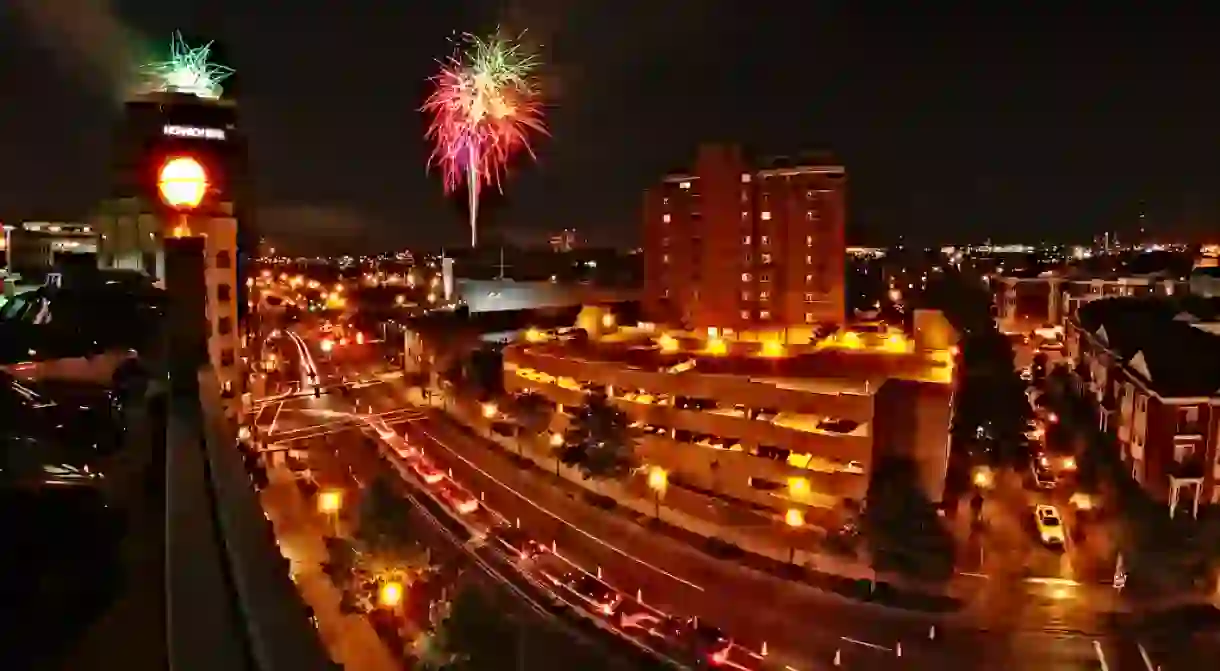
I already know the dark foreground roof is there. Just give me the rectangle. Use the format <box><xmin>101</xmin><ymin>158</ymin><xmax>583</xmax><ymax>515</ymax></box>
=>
<box><xmin>1076</xmin><ymin>296</ymin><xmax>1220</xmax><ymax>398</ymax></box>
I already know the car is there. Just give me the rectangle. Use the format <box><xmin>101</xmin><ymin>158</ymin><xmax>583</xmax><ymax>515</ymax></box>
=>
<box><xmin>491</xmin><ymin>527</ymin><xmax>548</xmax><ymax>561</ymax></box>
<box><xmin>684</xmin><ymin>618</ymin><xmax>733</xmax><ymax>664</ymax></box>
<box><xmin>410</xmin><ymin>457</ymin><xmax>446</xmax><ymax>485</ymax></box>
<box><xmin>1031</xmin><ymin>460</ymin><xmax>1056</xmax><ymax>490</ymax></box>
<box><xmin>1034</xmin><ymin>504</ymin><xmax>1066</xmax><ymax>547</ymax></box>
<box><xmin>816</xmin><ymin>418</ymin><xmax>859</xmax><ymax>433</ymax></box>
<box><xmin>436</xmin><ymin>481</ymin><xmax>479</xmax><ymax>514</ymax></box>
<box><xmin>545</xmin><ymin>571</ymin><xmax>622</xmax><ymax>616</ymax></box>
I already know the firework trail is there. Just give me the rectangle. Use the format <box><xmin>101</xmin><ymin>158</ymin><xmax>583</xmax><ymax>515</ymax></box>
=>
<box><xmin>423</xmin><ymin>31</ymin><xmax>547</xmax><ymax>247</ymax></box>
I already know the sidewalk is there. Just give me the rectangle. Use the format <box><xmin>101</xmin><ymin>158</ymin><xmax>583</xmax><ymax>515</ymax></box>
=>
<box><xmin>260</xmin><ymin>466</ymin><xmax>402</xmax><ymax>671</ymax></box>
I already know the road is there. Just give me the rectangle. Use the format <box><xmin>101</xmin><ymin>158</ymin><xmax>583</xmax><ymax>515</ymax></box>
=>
<box><xmin>263</xmin><ymin>326</ymin><xmax>1220</xmax><ymax>670</ymax></box>
<box><xmin>257</xmin><ymin>339</ymin><xmax>662</xmax><ymax>671</ymax></box>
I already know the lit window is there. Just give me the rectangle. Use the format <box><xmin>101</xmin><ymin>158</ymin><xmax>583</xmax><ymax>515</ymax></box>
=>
<box><xmin>805</xmin><ymin>273</ymin><xmax>813</xmax><ymax>283</ymax></box>
<box><xmin>662</xmin><ymin>254</ymin><xmax>670</xmax><ymax>263</ymax></box>
<box><xmin>761</xmin><ymin>211</ymin><xmax>772</xmax><ymax>221</ymax></box>
<box><xmin>663</xmin><ymin>289</ymin><xmax>670</xmax><ymax>297</ymax></box>
<box><xmin>761</xmin><ymin>253</ymin><xmax>772</xmax><ymax>263</ymax></box>
<box><xmin>761</xmin><ymin>235</ymin><xmax>770</xmax><ymax>245</ymax></box>
<box><xmin>680</xmin><ymin>181</ymin><xmax>691</xmax><ymax>189</ymax></box>
<box><xmin>760</xmin><ymin>310</ymin><xmax>771</xmax><ymax>320</ymax></box>
<box><xmin>760</xmin><ymin>274</ymin><xmax>770</xmax><ymax>282</ymax></box>
<box><xmin>662</xmin><ymin>197</ymin><xmax>670</xmax><ymax>205</ymax></box>
<box><xmin>740</xmin><ymin>310</ymin><xmax>750</xmax><ymax>320</ymax></box>
<box><xmin>741</xmin><ymin>272</ymin><xmax>752</xmax><ymax>282</ymax></box>
<box><xmin>741</xmin><ymin>290</ymin><xmax>751</xmax><ymax>300</ymax></box>
<box><xmin>741</xmin><ymin>210</ymin><xmax>749</xmax><ymax>219</ymax></box>
<box><xmin>806</xmin><ymin>190</ymin><xmax>814</xmax><ymax>198</ymax></box>
<box><xmin>741</xmin><ymin>173</ymin><xmax>752</xmax><ymax>183</ymax></box>
<box><xmin>806</xmin><ymin>235</ymin><xmax>813</xmax><ymax>246</ymax></box>
<box><xmin>662</xmin><ymin>213</ymin><xmax>671</xmax><ymax>223</ymax></box>
<box><xmin>805</xmin><ymin>312</ymin><xmax>815</xmax><ymax>323</ymax></box>
<box><xmin>743</xmin><ymin>235</ymin><xmax>751</xmax><ymax>244</ymax></box>
<box><xmin>804</xmin><ymin>292</ymin><xmax>815</xmax><ymax>302</ymax></box>
<box><xmin>805</xmin><ymin>212</ymin><xmax>814</xmax><ymax>221</ymax></box>
<box><xmin>805</xmin><ymin>255</ymin><xmax>813</xmax><ymax>264</ymax></box>
<box><xmin>662</xmin><ymin>237</ymin><xmax>670</xmax><ymax>246</ymax></box>
<box><xmin>759</xmin><ymin>291</ymin><xmax>769</xmax><ymax>300</ymax></box>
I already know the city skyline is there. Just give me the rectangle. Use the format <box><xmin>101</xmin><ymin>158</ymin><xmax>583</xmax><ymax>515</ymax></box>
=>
<box><xmin>4</xmin><ymin>4</ymin><xmax>1220</xmax><ymax>254</ymax></box>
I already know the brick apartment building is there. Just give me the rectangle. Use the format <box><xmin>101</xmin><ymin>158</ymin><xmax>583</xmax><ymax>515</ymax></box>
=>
<box><xmin>1065</xmin><ymin>295</ymin><xmax>1220</xmax><ymax>516</ymax></box>
<box><xmin>643</xmin><ymin>144</ymin><xmax>846</xmax><ymax>331</ymax></box>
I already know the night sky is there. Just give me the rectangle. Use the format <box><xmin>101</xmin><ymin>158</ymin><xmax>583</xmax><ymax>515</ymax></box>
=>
<box><xmin>3</xmin><ymin>3</ymin><xmax>1219</xmax><ymax>254</ymax></box>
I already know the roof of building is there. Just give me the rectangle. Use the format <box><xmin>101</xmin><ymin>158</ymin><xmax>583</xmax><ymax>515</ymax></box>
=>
<box><xmin>1076</xmin><ymin>295</ymin><xmax>1220</xmax><ymax>398</ymax></box>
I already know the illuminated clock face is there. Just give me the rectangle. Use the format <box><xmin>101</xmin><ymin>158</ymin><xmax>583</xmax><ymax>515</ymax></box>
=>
<box><xmin>158</xmin><ymin>156</ymin><xmax>209</xmax><ymax>209</ymax></box>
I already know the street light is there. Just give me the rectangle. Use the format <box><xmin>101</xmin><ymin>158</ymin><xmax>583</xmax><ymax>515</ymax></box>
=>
<box><xmin>647</xmin><ymin>466</ymin><xmax>668</xmax><ymax>519</ymax></box>
<box><xmin>318</xmin><ymin>489</ymin><xmax>343</xmax><ymax>536</ymax></box>
<box><xmin>320</xmin><ymin>338</ymin><xmax>334</xmax><ymax>353</ymax></box>
<box><xmin>784</xmin><ymin>508</ymin><xmax>804</xmax><ymax>563</ymax></box>
<box><xmin>378</xmin><ymin>581</ymin><xmax>404</xmax><ymax>609</ymax></box>
<box><xmin>481</xmin><ymin>402</ymin><xmax>498</xmax><ymax>419</ymax></box>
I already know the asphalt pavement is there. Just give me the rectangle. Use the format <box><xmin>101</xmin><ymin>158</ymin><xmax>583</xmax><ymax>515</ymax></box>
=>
<box><xmin>261</xmin><ymin>328</ymin><xmax>1220</xmax><ymax>670</ymax></box>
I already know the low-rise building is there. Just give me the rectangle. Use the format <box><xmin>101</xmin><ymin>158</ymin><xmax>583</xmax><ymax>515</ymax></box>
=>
<box><xmin>1065</xmin><ymin>295</ymin><xmax>1220</xmax><ymax>516</ymax></box>
<box><xmin>503</xmin><ymin>309</ymin><xmax>956</xmax><ymax>518</ymax></box>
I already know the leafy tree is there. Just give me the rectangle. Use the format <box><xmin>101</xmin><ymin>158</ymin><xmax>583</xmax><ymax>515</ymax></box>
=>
<box><xmin>355</xmin><ymin>476</ymin><xmax>429</xmax><ymax>580</ymax></box>
<box><xmin>557</xmin><ymin>389</ymin><xmax>638</xmax><ymax>480</ymax></box>
<box><xmin>509</xmin><ymin>391</ymin><xmax>552</xmax><ymax>438</ymax></box>
<box><xmin>419</xmin><ymin>583</ymin><xmax>522</xmax><ymax>670</ymax></box>
<box><xmin>861</xmin><ymin>458</ymin><xmax>954</xmax><ymax>582</ymax></box>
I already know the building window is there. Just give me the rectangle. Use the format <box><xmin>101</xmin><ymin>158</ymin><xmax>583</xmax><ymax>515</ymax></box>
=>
<box><xmin>740</xmin><ymin>310</ymin><xmax>750</xmax><ymax>320</ymax></box>
<box><xmin>761</xmin><ymin>211</ymin><xmax>772</xmax><ymax>221</ymax></box>
<box><xmin>662</xmin><ymin>213</ymin><xmax>671</xmax><ymax>223</ymax></box>
<box><xmin>220</xmin><ymin>349</ymin><xmax>235</xmax><ymax>367</ymax></box>
<box><xmin>805</xmin><ymin>212</ymin><xmax>814</xmax><ymax>221</ymax></box>
<box><xmin>759</xmin><ymin>291</ymin><xmax>769</xmax><ymax>300</ymax></box>
<box><xmin>680</xmin><ymin>181</ymin><xmax>691</xmax><ymax>189</ymax></box>
<box><xmin>662</xmin><ymin>237</ymin><xmax>670</xmax><ymax>247</ymax></box>
<box><xmin>662</xmin><ymin>197</ymin><xmax>669</xmax><ymax>205</ymax></box>
<box><xmin>741</xmin><ymin>173</ymin><xmax>751</xmax><ymax>183</ymax></box>
<box><xmin>221</xmin><ymin>380</ymin><xmax>235</xmax><ymax>398</ymax></box>
<box><xmin>759</xmin><ymin>310</ymin><xmax>771</xmax><ymax>320</ymax></box>
<box><xmin>218</xmin><ymin>316</ymin><xmax>233</xmax><ymax>335</ymax></box>
<box><xmin>804</xmin><ymin>292</ymin><xmax>815</xmax><ymax>302</ymax></box>
<box><xmin>761</xmin><ymin>253</ymin><xmax>772</xmax><ymax>264</ymax></box>
<box><xmin>805</xmin><ymin>255</ymin><xmax>813</xmax><ymax>264</ymax></box>
<box><xmin>805</xmin><ymin>312</ymin><xmax>815</xmax><ymax>323</ymax></box>
<box><xmin>741</xmin><ymin>272</ymin><xmax>752</xmax><ymax>282</ymax></box>
<box><xmin>1178</xmin><ymin>406</ymin><xmax>1203</xmax><ymax>434</ymax></box>
<box><xmin>806</xmin><ymin>189</ymin><xmax>814</xmax><ymax>199</ymax></box>
<box><xmin>217</xmin><ymin>283</ymin><xmax>232</xmax><ymax>302</ymax></box>
<box><xmin>741</xmin><ymin>291</ymin><xmax>751</xmax><ymax>300</ymax></box>
<box><xmin>805</xmin><ymin>273</ymin><xmax>813</xmax><ymax>283</ymax></box>
<box><xmin>743</xmin><ymin>253</ymin><xmax>752</xmax><ymax>263</ymax></box>
<box><xmin>760</xmin><ymin>274</ymin><xmax>770</xmax><ymax>283</ymax></box>
<box><xmin>760</xmin><ymin>235</ymin><xmax>770</xmax><ymax>245</ymax></box>
<box><xmin>806</xmin><ymin>235</ymin><xmax>813</xmax><ymax>246</ymax></box>
<box><xmin>216</xmin><ymin>250</ymin><xmax>232</xmax><ymax>268</ymax></box>
<box><xmin>743</xmin><ymin>235</ymin><xmax>751</xmax><ymax>244</ymax></box>
<box><xmin>661</xmin><ymin>254</ymin><xmax>670</xmax><ymax>263</ymax></box>
<box><xmin>741</xmin><ymin>210</ymin><xmax>749</xmax><ymax>219</ymax></box>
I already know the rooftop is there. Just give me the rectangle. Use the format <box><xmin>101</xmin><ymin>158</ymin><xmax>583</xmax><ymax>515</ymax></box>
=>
<box><xmin>1075</xmin><ymin>295</ymin><xmax>1220</xmax><ymax>398</ymax></box>
<box><xmin>513</xmin><ymin>325</ymin><xmax>954</xmax><ymax>387</ymax></box>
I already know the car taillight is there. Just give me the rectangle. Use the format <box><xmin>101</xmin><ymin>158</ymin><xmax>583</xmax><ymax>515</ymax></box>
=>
<box><xmin>709</xmin><ymin>650</ymin><xmax>729</xmax><ymax>665</ymax></box>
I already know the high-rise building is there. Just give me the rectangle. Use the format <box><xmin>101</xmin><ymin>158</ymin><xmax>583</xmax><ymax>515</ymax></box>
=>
<box><xmin>94</xmin><ymin>82</ymin><xmax>250</xmax><ymax>419</ymax></box>
<box><xmin>549</xmin><ymin>229</ymin><xmax>577</xmax><ymax>253</ymax></box>
<box><xmin>643</xmin><ymin>144</ymin><xmax>846</xmax><ymax>332</ymax></box>
<box><xmin>98</xmin><ymin>89</ymin><xmax>255</xmax><ymax>323</ymax></box>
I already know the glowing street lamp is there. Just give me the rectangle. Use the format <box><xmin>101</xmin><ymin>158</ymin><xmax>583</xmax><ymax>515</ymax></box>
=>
<box><xmin>378</xmin><ymin>581</ymin><xmax>404</xmax><ymax>609</ymax></box>
<box><xmin>647</xmin><ymin>466</ymin><xmax>668</xmax><ymax>519</ymax></box>
<box><xmin>318</xmin><ymin>488</ymin><xmax>343</xmax><ymax>535</ymax></box>
<box><xmin>784</xmin><ymin>508</ymin><xmax>805</xmax><ymax>564</ymax></box>
<box><xmin>481</xmin><ymin>402</ymin><xmax>498</xmax><ymax>419</ymax></box>
<box><xmin>320</xmin><ymin>338</ymin><xmax>335</xmax><ymax>354</ymax></box>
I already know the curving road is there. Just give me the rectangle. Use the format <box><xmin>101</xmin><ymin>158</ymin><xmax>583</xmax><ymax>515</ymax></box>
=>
<box><xmin>266</xmin><ymin>327</ymin><xmax>1220</xmax><ymax>670</ymax></box>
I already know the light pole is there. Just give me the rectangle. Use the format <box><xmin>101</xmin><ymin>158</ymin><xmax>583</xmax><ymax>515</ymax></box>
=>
<box><xmin>647</xmin><ymin>466</ymin><xmax>668</xmax><ymax>520</ymax></box>
<box><xmin>784</xmin><ymin>508</ymin><xmax>805</xmax><ymax>564</ymax></box>
<box><xmin>318</xmin><ymin>489</ymin><xmax>343</xmax><ymax>537</ymax></box>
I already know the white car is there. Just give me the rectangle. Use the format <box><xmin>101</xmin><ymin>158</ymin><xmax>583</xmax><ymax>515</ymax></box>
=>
<box><xmin>1034</xmin><ymin>504</ymin><xmax>1066</xmax><ymax>547</ymax></box>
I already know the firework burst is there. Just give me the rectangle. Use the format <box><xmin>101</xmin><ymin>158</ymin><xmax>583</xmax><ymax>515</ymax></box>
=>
<box><xmin>423</xmin><ymin>31</ymin><xmax>547</xmax><ymax>247</ymax></box>
<box><xmin>139</xmin><ymin>31</ymin><xmax>233</xmax><ymax>100</ymax></box>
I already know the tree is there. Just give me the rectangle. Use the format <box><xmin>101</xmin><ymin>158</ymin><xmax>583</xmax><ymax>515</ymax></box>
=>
<box><xmin>355</xmin><ymin>476</ymin><xmax>430</xmax><ymax>580</ymax></box>
<box><xmin>557</xmin><ymin>389</ymin><xmax>637</xmax><ymax>480</ymax></box>
<box><xmin>418</xmin><ymin>583</ymin><xmax>523</xmax><ymax>670</ymax></box>
<box><xmin>861</xmin><ymin>458</ymin><xmax>954</xmax><ymax>582</ymax></box>
<box><xmin>509</xmin><ymin>391</ymin><xmax>552</xmax><ymax>439</ymax></box>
